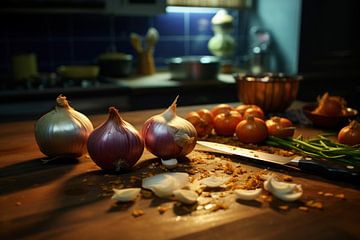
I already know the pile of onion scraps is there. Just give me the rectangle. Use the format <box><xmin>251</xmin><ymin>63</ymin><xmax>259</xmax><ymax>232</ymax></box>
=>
<box><xmin>312</xmin><ymin>92</ymin><xmax>347</xmax><ymax>116</ymax></box>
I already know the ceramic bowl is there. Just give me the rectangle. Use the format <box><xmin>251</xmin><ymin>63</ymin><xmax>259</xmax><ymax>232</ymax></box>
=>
<box><xmin>303</xmin><ymin>103</ymin><xmax>358</xmax><ymax>129</ymax></box>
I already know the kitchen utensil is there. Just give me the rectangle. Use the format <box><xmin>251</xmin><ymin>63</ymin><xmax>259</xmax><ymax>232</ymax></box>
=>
<box><xmin>57</xmin><ymin>65</ymin><xmax>99</xmax><ymax>79</ymax></box>
<box><xmin>12</xmin><ymin>53</ymin><xmax>38</xmax><ymax>82</ymax></box>
<box><xmin>234</xmin><ymin>73</ymin><xmax>301</xmax><ymax>113</ymax></box>
<box><xmin>197</xmin><ymin>140</ymin><xmax>360</xmax><ymax>180</ymax></box>
<box><xmin>248</xmin><ymin>27</ymin><xmax>276</xmax><ymax>74</ymax></box>
<box><xmin>130</xmin><ymin>33</ymin><xmax>143</xmax><ymax>54</ymax></box>
<box><xmin>168</xmin><ymin>56</ymin><xmax>220</xmax><ymax>81</ymax></box>
<box><xmin>208</xmin><ymin>9</ymin><xmax>235</xmax><ymax>58</ymax></box>
<box><xmin>98</xmin><ymin>52</ymin><xmax>133</xmax><ymax>77</ymax></box>
<box><xmin>303</xmin><ymin>103</ymin><xmax>359</xmax><ymax>129</ymax></box>
<box><xmin>130</xmin><ymin>28</ymin><xmax>158</xmax><ymax>75</ymax></box>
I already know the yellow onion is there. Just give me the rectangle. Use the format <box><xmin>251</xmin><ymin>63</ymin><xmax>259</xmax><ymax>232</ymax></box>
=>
<box><xmin>34</xmin><ymin>95</ymin><xmax>93</xmax><ymax>158</ymax></box>
<box><xmin>141</xmin><ymin>96</ymin><xmax>197</xmax><ymax>159</ymax></box>
<box><xmin>87</xmin><ymin>107</ymin><xmax>144</xmax><ymax>172</ymax></box>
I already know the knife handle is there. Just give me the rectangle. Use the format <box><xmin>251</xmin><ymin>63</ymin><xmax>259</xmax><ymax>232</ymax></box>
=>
<box><xmin>298</xmin><ymin>159</ymin><xmax>360</xmax><ymax>181</ymax></box>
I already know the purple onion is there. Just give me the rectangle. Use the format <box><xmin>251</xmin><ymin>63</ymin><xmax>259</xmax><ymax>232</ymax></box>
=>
<box><xmin>142</xmin><ymin>96</ymin><xmax>197</xmax><ymax>159</ymax></box>
<box><xmin>87</xmin><ymin>107</ymin><xmax>144</xmax><ymax>172</ymax></box>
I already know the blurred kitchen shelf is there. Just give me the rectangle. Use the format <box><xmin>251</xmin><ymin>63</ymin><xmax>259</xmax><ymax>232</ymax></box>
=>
<box><xmin>100</xmin><ymin>72</ymin><xmax>236</xmax><ymax>87</ymax></box>
<box><xmin>0</xmin><ymin>72</ymin><xmax>238</xmax><ymax>122</ymax></box>
<box><xmin>0</xmin><ymin>0</ymin><xmax>166</xmax><ymax>16</ymax></box>
<box><xmin>166</xmin><ymin>0</ymin><xmax>253</xmax><ymax>9</ymax></box>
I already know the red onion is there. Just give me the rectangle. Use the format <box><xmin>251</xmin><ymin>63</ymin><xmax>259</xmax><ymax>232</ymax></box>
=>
<box><xmin>141</xmin><ymin>96</ymin><xmax>197</xmax><ymax>159</ymax></box>
<box><xmin>87</xmin><ymin>107</ymin><xmax>144</xmax><ymax>172</ymax></box>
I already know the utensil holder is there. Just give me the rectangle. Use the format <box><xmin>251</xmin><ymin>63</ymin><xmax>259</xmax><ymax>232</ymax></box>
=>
<box><xmin>138</xmin><ymin>51</ymin><xmax>156</xmax><ymax>75</ymax></box>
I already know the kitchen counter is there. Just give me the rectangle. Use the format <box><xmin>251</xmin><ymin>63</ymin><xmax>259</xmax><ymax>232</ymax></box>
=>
<box><xmin>1</xmin><ymin>103</ymin><xmax>359</xmax><ymax>240</ymax></box>
<box><xmin>0</xmin><ymin>72</ymin><xmax>238</xmax><ymax>122</ymax></box>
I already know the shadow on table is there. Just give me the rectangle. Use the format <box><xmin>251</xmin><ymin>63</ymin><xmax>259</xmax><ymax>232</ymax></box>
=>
<box><xmin>0</xmin><ymin>156</ymin><xmax>78</xmax><ymax>195</ymax></box>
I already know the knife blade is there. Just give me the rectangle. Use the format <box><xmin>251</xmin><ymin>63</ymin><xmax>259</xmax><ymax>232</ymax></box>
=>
<box><xmin>197</xmin><ymin>140</ymin><xmax>360</xmax><ymax>181</ymax></box>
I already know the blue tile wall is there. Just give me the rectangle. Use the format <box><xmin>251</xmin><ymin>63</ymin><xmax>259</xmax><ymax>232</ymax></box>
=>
<box><xmin>0</xmin><ymin>10</ymin><xmax>248</xmax><ymax>76</ymax></box>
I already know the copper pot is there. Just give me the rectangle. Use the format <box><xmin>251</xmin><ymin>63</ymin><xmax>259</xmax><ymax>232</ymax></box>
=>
<box><xmin>98</xmin><ymin>52</ymin><xmax>133</xmax><ymax>77</ymax></box>
<box><xmin>168</xmin><ymin>56</ymin><xmax>220</xmax><ymax>81</ymax></box>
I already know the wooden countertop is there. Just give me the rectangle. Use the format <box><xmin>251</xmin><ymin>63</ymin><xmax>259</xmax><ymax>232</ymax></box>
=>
<box><xmin>1</xmin><ymin>103</ymin><xmax>359</xmax><ymax>240</ymax></box>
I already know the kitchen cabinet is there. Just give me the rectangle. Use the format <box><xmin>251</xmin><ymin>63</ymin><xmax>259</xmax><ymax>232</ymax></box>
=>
<box><xmin>167</xmin><ymin>0</ymin><xmax>253</xmax><ymax>9</ymax></box>
<box><xmin>0</xmin><ymin>72</ymin><xmax>238</xmax><ymax>122</ymax></box>
<box><xmin>297</xmin><ymin>0</ymin><xmax>360</xmax><ymax>107</ymax></box>
<box><xmin>0</xmin><ymin>0</ymin><xmax>166</xmax><ymax>15</ymax></box>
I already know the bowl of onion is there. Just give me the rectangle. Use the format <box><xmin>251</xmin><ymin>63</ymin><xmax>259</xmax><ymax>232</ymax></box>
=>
<box><xmin>303</xmin><ymin>92</ymin><xmax>359</xmax><ymax>129</ymax></box>
<box><xmin>234</xmin><ymin>73</ymin><xmax>301</xmax><ymax>113</ymax></box>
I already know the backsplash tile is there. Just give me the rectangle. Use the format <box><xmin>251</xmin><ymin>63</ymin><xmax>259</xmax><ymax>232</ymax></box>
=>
<box><xmin>1</xmin><ymin>10</ymin><xmax>247</xmax><ymax>76</ymax></box>
<box><xmin>189</xmin><ymin>12</ymin><xmax>213</xmax><ymax>36</ymax></box>
<box><xmin>189</xmin><ymin>38</ymin><xmax>212</xmax><ymax>56</ymax></box>
<box><xmin>154</xmin><ymin>39</ymin><xmax>186</xmax><ymax>65</ymax></box>
<box><xmin>154</xmin><ymin>12</ymin><xmax>185</xmax><ymax>36</ymax></box>
<box><xmin>72</xmin><ymin>15</ymin><xmax>111</xmax><ymax>38</ymax></box>
<box><xmin>115</xmin><ymin>16</ymin><xmax>150</xmax><ymax>37</ymax></box>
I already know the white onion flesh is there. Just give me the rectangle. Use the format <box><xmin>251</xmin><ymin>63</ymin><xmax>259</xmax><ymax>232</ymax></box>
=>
<box><xmin>266</xmin><ymin>177</ymin><xmax>298</xmax><ymax>194</ymax></box>
<box><xmin>173</xmin><ymin>189</ymin><xmax>198</xmax><ymax>204</ymax></box>
<box><xmin>234</xmin><ymin>188</ymin><xmax>262</xmax><ymax>200</ymax></box>
<box><xmin>142</xmin><ymin>172</ymin><xmax>189</xmax><ymax>198</ymax></box>
<box><xmin>264</xmin><ymin>176</ymin><xmax>303</xmax><ymax>202</ymax></box>
<box><xmin>111</xmin><ymin>188</ymin><xmax>141</xmax><ymax>202</ymax></box>
<box><xmin>161</xmin><ymin>158</ymin><xmax>178</xmax><ymax>169</ymax></box>
<box><xmin>200</xmin><ymin>176</ymin><xmax>229</xmax><ymax>188</ymax></box>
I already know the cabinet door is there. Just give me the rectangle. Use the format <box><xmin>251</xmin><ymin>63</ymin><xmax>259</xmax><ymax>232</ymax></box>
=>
<box><xmin>298</xmin><ymin>0</ymin><xmax>360</xmax><ymax>74</ymax></box>
<box><xmin>105</xmin><ymin>0</ymin><xmax>166</xmax><ymax>15</ymax></box>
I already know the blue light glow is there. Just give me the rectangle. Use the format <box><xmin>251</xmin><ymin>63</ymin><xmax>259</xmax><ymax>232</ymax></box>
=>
<box><xmin>166</xmin><ymin>6</ymin><xmax>221</xmax><ymax>14</ymax></box>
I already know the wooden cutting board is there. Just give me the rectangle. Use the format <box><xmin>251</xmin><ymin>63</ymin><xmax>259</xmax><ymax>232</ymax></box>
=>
<box><xmin>1</xmin><ymin>105</ymin><xmax>360</xmax><ymax>239</ymax></box>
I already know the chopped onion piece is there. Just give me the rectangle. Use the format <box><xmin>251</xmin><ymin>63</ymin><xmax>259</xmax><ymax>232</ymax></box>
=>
<box><xmin>111</xmin><ymin>188</ymin><xmax>141</xmax><ymax>202</ymax></box>
<box><xmin>161</xmin><ymin>158</ymin><xmax>178</xmax><ymax>169</ymax></box>
<box><xmin>142</xmin><ymin>172</ymin><xmax>189</xmax><ymax>198</ymax></box>
<box><xmin>267</xmin><ymin>177</ymin><xmax>298</xmax><ymax>194</ymax></box>
<box><xmin>173</xmin><ymin>189</ymin><xmax>198</xmax><ymax>204</ymax></box>
<box><xmin>264</xmin><ymin>176</ymin><xmax>303</xmax><ymax>202</ymax></box>
<box><xmin>200</xmin><ymin>176</ymin><xmax>229</xmax><ymax>188</ymax></box>
<box><xmin>234</xmin><ymin>188</ymin><xmax>262</xmax><ymax>200</ymax></box>
<box><xmin>272</xmin><ymin>185</ymin><xmax>303</xmax><ymax>202</ymax></box>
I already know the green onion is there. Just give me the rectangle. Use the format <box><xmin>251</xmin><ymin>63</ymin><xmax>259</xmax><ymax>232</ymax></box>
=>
<box><xmin>265</xmin><ymin>135</ymin><xmax>360</xmax><ymax>166</ymax></box>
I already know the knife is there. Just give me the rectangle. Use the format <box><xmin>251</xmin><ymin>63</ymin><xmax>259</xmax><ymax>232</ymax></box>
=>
<box><xmin>197</xmin><ymin>140</ymin><xmax>360</xmax><ymax>181</ymax></box>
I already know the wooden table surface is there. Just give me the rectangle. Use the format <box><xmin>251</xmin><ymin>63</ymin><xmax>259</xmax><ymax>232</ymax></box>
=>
<box><xmin>1</xmin><ymin>103</ymin><xmax>359</xmax><ymax>240</ymax></box>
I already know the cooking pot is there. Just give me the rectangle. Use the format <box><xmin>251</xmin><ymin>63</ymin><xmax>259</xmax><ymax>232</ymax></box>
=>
<box><xmin>12</xmin><ymin>53</ymin><xmax>38</xmax><ymax>82</ymax></box>
<box><xmin>57</xmin><ymin>65</ymin><xmax>99</xmax><ymax>79</ymax></box>
<box><xmin>98</xmin><ymin>52</ymin><xmax>133</xmax><ymax>77</ymax></box>
<box><xmin>168</xmin><ymin>56</ymin><xmax>220</xmax><ymax>81</ymax></box>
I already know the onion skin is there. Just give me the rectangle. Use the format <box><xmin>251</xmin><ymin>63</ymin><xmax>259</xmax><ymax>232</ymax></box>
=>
<box><xmin>236</xmin><ymin>104</ymin><xmax>261</xmax><ymax>115</ymax></box>
<box><xmin>235</xmin><ymin>115</ymin><xmax>268</xmax><ymax>144</ymax></box>
<box><xmin>313</xmin><ymin>92</ymin><xmax>346</xmax><ymax>116</ymax></box>
<box><xmin>142</xmin><ymin>96</ymin><xmax>197</xmax><ymax>159</ymax></box>
<box><xmin>213</xmin><ymin>110</ymin><xmax>242</xmax><ymax>136</ymax></box>
<box><xmin>87</xmin><ymin>107</ymin><xmax>144</xmax><ymax>171</ymax></box>
<box><xmin>243</xmin><ymin>107</ymin><xmax>265</xmax><ymax>120</ymax></box>
<box><xmin>211</xmin><ymin>103</ymin><xmax>234</xmax><ymax>117</ymax></box>
<box><xmin>34</xmin><ymin>95</ymin><xmax>93</xmax><ymax>158</ymax></box>
<box><xmin>185</xmin><ymin>111</ymin><xmax>213</xmax><ymax>138</ymax></box>
<box><xmin>266</xmin><ymin>116</ymin><xmax>295</xmax><ymax>138</ymax></box>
